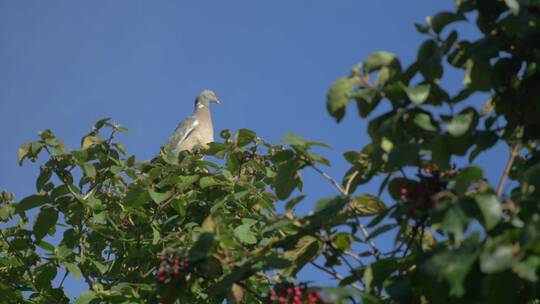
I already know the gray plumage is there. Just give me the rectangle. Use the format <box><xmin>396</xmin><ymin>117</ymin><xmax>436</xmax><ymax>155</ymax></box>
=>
<box><xmin>164</xmin><ymin>89</ymin><xmax>221</xmax><ymax>156</ymax></box>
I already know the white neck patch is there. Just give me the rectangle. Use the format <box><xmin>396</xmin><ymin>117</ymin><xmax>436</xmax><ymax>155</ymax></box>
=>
<box><xmin>197</xmin><ymin>103</ymin><xmax>206</xmax><ymax>109</ymax></box>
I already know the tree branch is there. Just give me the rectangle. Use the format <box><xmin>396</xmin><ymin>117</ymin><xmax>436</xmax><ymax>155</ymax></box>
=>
<box><xmin>497</xmin><ymin>144</ymin><xmax>521</xmax><ymax>198</ymax></box>
<box><xmin>0</xmin><ymin>230</ymin><xmax>37</xmax><ymax>289</ymax></box>
<box><xmin>311</xmin><ymin>165</ymin><xmax>380</xmax><ymax>259</ymax></box>
<box><xmin>309</xmin><ymin>262</ymin><xmax>363</xmax><ymax>292</ymax></box>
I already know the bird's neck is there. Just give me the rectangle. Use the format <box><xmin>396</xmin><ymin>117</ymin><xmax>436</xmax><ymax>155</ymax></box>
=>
<box><xmin>195</xmin><ymin>105</ymin><xmax>212</xmax><ymax>121</ymax></box>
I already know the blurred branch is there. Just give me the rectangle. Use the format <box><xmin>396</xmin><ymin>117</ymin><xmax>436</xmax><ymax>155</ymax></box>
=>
<box><xmin>497</xmin><ymin>144</ymin><xmax>520</xmax><ymax>198</ymax></box>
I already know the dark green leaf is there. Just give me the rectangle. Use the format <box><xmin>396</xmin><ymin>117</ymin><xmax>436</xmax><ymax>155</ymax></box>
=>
<box><xmin>455</xmin><ymin>166</ymin><xmax>483</xmax><ymax>195</ymax></box>
<box><xmin>189</xmin><ymin>232</ymin><xmax>214</xmax><ymax>261</ymax></box>
<box><xmin>15</xmin><ymin>194</ymin><xmax>49</xmax><ymax>214</ymax></box>
<box><xmin>430</xmin><ymin>11</ymin><xmax>466</xmax><ymax>33</ymax></box>
<box><xmin>274</xmin><ymin>159</ymin><xmax>299</xmax><ymax>200</ymax></box>
<box><xmin>33</xmin><ymin>206</ymin><xmax>58</xmax><ymax>242</ymax></box>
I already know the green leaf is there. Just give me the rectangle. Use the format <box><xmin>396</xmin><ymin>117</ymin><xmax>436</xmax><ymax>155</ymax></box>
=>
<box><xmin>33</xmin><ymin>207</ymin><xmax>58</xmax><ymax>242</ymax></box>
<box><xmin>148</xmin><ymin>190</ymin><xmax>172</xmax><ymax>204</ymax></box>
<box><xmin>364</xmin><ymin>51</ymin><xmax>399</xmax><ymax>73</ymax></box>
<box><xmin>234</xmin><ymin>224</ymin><xmax>258</xmax><ymax>245</ymax></box>
<box><xmin>405</xmin><ymin>84</ymin><xmax>431</xmax><ymax>105</ymax></box>
<box><xmin>18</xmin><ymin>143</ymin><xmax>30</xmax><ymax>165</ymax></box>
<box><xmin>333</xmin><ymin>233</ymin><xmax>352</xmax><ymax>251</ymax></box>
<box><xmin>417</xmin><ymin>39</ymin><xmax>443</xmax><ymax>80</ymax></box>
<box><xmin>274</xmin><ymin>159</ymin><xmax>299</xmax><ymax>200</ymax></box>
<box><xmin>235</xmin><ymin>129</ymin><xmax>257</xmax><ymax>147</ymax></box>
<box><xmin>250</xmin><ymin>255</ymin><xmax>291</xmax><ymax>270</ymax></box>
<box><xmin>475</xmin><ymin>194</ymin><xmax>501</xmax><ymax>230</ymax></box>
<box><xmin>189</xmin><ymin>232</ymin><xmax>214</xmax><ymax>261</ymax></box>
<box><xmin>35</xmin><ymin>263</ymin><xmax>57</xmax><ymax>290</ymax></box>
<box><xmin>199</xmin><ymin>176</ymin><xmax>221</xmax><ymax>188</ymax></box>
<box><xmin>36</xmin><ymin>168</ymin><xmax>53</xmax><ymax>192</ymax></box>
<box><xmin>455</xmin><ymin>166</ymin><xmax>483</xmax><ymax>195</ymax></box>
<box><xmin>285</xmin><ymin>195</ymin><xmax>306</xmax><ymax>211</ymax></box>
<box><xmin>94</xmin><ymin>117</ymin><xmax>112</xmax><ymax>129</ymax></box>
<box><xmin>91</xmin><ymin>260</ymin><xmax>108</xmax><ymax>275</ymax></box>
<box><xmin>124</xmin><ymin>190</ymin><xmax>148</xmax><ymax>208</ymax></box>
<box><xmin>152</xmin><ymin>225</ymin><xmax>160</xmax><ymax>245</ymax></box>
<box><xmin>74</xmin><ymin>290</ymin><xmax>97</xmax><ymax>304</ymax></box>
<box><xmin>15</xmin><ymin>194</ymin><xmax>49</xmax><ymax>214</ymax></box>
<box><xmin>413</xmin><ymin>112</ymin><xmax>438</xmax><ymax>132</ymax></box>
<box><xmin>480</xmin><ymin>245</ymin><xmax>515</xmax><ymax>273</ymax></box>
<box><xmin>327</xmin><ymin>76</ymin><xmax>360</xmax><ymax>122</ymax></box>
<box><xmin>447</xmin><ymin>108</ymin><xmax>477</xmax><ymax>137</ymax></box>
<box><xmin>65</xmin><ymin>262</ymin><xmax>82</xmax><ymax>278</ymax></box>
<box><xmin>82</xmin><ymin>163</ymin><xmax>96</xmax><ymax>179</ymax></box>
<box><xmin>464</xmin><ymin>59</ymin><xmax>491</xmax><ymax>91</ymax></box>
<box><xmin>422</xmin><ymin>235</ymin><xmax>479</xmax><ymax>296</ymax></box>
<box><xmin>430</xmin><ymin>11</ymin><xmax>466</xmax><ymax>33</ymax></box>
<box><xmin>504</xmin><ymin>0</ymin><xmax>520</xmax><ymax>15</ymax></box>
<box><xmin>281</xmin><ymin>132</ymin><xmax>329</xmax><ymax>148</ymax></box>
<box><xmin>349</xmin><ymin>194</ymin><xmax>386</xmax><ymax>215</ymax></box>
<box><xmin>81</xmin><ymin>134</ymin><xmax>100</xmax><ymax>150</ymax></box>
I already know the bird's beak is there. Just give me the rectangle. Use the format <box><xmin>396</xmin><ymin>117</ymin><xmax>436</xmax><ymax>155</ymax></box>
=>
<box><xmin>214</xmin><ymin>97</ymin><xmax>221</xmax><ymax>105</ymax></box>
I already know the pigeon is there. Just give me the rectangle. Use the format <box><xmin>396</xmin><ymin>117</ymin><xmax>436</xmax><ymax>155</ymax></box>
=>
<box><xmin>164</xmin><ymin>89</ymin><xmax>221</xmax><ymax>157</ymax></box>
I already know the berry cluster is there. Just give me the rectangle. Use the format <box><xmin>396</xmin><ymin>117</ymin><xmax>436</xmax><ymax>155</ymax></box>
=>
<box><xmin>157</xmin><ymin>251</ymin><xmax>190</xmax><ymax>284</ymax></box>
<box><xmin>400</xmin><ymin>166</ymin><xmax>448</xmax><ymax>218</ymax></box>
<box><xmin>267</xmin><ymin>283</ymin><xmax>323</xmax><ymax>304</ymax></box>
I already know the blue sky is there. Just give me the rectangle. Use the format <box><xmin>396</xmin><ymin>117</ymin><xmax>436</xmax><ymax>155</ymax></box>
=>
<box><xmin>0</xmin><ymin>1</ymin><xmax>503</xmax><ymax>300</ymax></box>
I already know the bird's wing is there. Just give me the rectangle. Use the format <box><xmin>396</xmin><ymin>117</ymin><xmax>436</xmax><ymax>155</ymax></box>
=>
<box><xmin>165</xmin><ymin>116</ymin><xmax>199</xmax><ymax>153</ymax></box>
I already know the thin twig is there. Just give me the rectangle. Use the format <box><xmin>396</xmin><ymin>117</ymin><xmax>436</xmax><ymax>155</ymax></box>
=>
<box><xmin>309</xmin><ymin>262</ymin><xmax>364</xmax><ymax>292</ymax></box>
<box><xmin>344</xmin><ymin>170</ymin><xmax>360</xmax><ymax>195</ymax></box>
<box><xmin>311</xmin><ymin>165</ymin><xmax>381</xmax><ymax>259</ymax></box>
<box><xmin>59</xmin><ymin>269</ymin><xmax>69</xmax><ymax>288</ymax></box>
<box><xmin>497</xmin><ymin>144</ymin><xmax>521</xmax><ymax>198</ymax></box>
<box><xmin>311</xmin><ymin>166</ymin><xmax>346</xmax><ymax>194</ymax></box>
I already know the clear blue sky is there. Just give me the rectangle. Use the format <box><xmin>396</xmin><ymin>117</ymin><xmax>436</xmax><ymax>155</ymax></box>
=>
<box><xmin>0</xmin><ymin>1</ymin><xmax>503</xmax><ymax>299</ymax></box>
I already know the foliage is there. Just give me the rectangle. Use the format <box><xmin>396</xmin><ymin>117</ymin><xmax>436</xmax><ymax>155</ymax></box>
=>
<box><xmin>2</xmin><ymin>0</ymin><xmax>540</xmax><ymax>303</ymax></box>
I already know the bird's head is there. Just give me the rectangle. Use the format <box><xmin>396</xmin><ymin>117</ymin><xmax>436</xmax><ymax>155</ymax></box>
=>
<box><xmin>195</xmin><ymin>89</ymin><xmax>221</xmax><ymax>108</ymax></box>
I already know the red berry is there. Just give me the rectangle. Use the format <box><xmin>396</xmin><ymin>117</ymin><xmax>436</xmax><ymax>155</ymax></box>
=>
<box><xmin>400</xmin><ymin>188</ymin><xmax>408</xmax><ymax>196</ymax></box>
<box><xmin>158</xmin><ymin>274</ymin><xmax>165</xmax><ymax>283</ymax></box>
<box><xmin>278</xmin><ymin>296</ymin><xmax>286</xmax><ymax>304</ymax></box>
<box><xmin>287</xmin><ymin>287</ymin><xmax>293</xmax><ymax>294</ymax></box>
<box><xmin>270</xmin><ymin>290</ymin><xmax>277</xmax><ymax>297</ymax></box>
<box><xmin>174</xmin><ymin>258</ymin><xmax>180</xmax><ymax>265</ymax></box>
